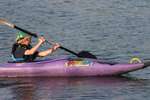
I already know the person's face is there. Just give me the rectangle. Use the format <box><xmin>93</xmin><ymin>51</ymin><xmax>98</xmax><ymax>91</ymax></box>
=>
<box><xmin>19</xmin><ymin>36</ymin><xmax>31</xmax><ymax>45</ymax></box>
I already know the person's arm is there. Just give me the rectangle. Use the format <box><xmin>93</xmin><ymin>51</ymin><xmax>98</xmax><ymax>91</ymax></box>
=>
<box><xmin>24</xmin><ymin>37</ymin><xmax>45</xmax><ymax>55</ymax></box>
<box><xmin>38</xmin><ymin>43</ymin><xmax>60</xmax><ymax>57</ymax></box>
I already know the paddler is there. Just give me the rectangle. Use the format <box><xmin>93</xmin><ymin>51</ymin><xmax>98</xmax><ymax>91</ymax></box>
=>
<box><xmin>11</xmin><ymin>31</ymin><xmax>60</xmax><ymax>62</ymax></box>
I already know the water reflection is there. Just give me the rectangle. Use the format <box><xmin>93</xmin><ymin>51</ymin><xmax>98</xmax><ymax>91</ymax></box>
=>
<box><xmin>0</xmin><ymin>76</ymin><xmax>149</xmax><ymax>100</ymax></box>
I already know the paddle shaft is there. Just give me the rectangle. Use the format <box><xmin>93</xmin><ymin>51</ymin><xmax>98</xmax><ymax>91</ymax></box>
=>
<box><xmin>15</xmin><ymin>26</ymin><xmax>38</xmax><ymax>38</ymax></box>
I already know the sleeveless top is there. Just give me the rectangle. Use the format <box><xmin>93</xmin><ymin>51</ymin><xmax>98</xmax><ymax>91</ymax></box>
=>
<box><xmin>11</xmin><ymin>43</ymin><xmax>38</xmax><ymax>62</ymax></box>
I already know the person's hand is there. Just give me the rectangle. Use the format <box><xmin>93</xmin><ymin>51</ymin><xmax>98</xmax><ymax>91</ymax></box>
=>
<box><xmin>53</xmin><ymin>43</ymin><xmax>60</xmax><ymax>50</ymax></box>
<box><xmin>38</xmin><ymin>36</ymin><xmax>45</xmax><ymax>44</ymax></box>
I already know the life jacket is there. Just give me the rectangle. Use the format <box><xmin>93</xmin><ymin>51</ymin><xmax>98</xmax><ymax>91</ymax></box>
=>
<box><xmin>11</xmin><ymin>43</ymin><xmax>38</xmax><ymax>62</ymax></box>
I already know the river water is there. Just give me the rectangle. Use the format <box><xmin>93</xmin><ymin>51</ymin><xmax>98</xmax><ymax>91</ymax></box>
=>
<box><xmin>0</xmin><ymin>0</ymin><xmax>150</xmax><ymax>100</ymax></box>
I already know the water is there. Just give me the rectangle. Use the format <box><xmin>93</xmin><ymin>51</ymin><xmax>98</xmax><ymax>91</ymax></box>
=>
<box><xmin>0</xmin><ymin>0</ymin><xmax>150</xmax><ymax>99</ymax></box>
<box><xmin>0</xmin><ymin>77</ymin><xmax>150</xmax><ymax>100</ymax></box>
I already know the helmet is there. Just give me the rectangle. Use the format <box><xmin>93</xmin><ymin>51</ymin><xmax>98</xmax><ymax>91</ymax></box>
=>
<box><xmin>16</xmin><ymin>31</ymin><xmax>31</xmax><ymax>41</ymax></box>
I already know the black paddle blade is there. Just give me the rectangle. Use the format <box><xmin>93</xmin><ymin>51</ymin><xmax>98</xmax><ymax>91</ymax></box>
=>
<box><xmin>78</xmin><ymin>51</ymin><xmax>97</xmax><ymax>59</ymax></box>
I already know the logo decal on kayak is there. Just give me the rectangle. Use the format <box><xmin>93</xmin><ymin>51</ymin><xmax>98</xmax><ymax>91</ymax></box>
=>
<box><xmin>65</xmin><ymin>59</ymin><xmax>92</xmax><ymax>67</ymax></box>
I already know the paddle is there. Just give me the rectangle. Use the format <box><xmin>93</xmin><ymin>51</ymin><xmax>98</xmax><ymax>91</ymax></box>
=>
<box><xmin>0</xmin><ymin>19</ymin><xmax>97</xmax><ymax>59</ymax></box>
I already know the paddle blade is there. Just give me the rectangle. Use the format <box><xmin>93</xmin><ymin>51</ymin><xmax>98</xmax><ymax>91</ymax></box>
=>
<box><xmin>78</xmin><ymin>51</ymin><xmax>97</xmax><ymax>59</ymax></box>
<box><xmin>0</xmin><ymin>19</ymin><xmax>15</xmax><ymax>28</ymax></box>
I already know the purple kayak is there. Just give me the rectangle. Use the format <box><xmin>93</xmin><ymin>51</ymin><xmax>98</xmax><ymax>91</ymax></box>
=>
<box><xmin>0</xmin><ymin>56</ymin><xmax>149</xmax><ymax>77</ymax></box>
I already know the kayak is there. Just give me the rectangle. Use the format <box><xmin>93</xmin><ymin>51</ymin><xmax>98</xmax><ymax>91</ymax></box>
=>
<box><xmin>0</xmin><ymin>56</ymin><xmax>149</xmax><ymax>77</ymax></box>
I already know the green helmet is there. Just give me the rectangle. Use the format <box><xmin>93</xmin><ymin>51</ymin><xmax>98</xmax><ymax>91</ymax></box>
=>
<box><xmin>16</xmin><ymin>31</ymin><xmax>30</xmax><ymax>41</ymax></box>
